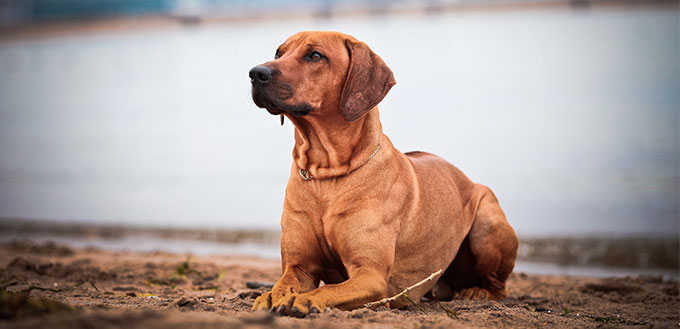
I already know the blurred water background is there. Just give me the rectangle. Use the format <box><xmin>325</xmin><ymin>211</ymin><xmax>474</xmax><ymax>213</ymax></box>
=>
<box><xmin>0</xmin><ymin>0</ymin><xmax>678</xmax><ymax>277</ymax></box>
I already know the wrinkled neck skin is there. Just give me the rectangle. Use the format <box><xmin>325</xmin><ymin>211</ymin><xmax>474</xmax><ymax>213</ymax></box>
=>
<box><xmin>285</xmin><ymin>109</ymin><xmax>383</xmax><ymax>180</ymax></box>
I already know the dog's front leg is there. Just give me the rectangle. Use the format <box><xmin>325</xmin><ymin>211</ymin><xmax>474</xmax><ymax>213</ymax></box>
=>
<box><xmin>253</xmin><ymin>207</ymin><xmax>321</xmax><ymax>312</ymax></box>
<box><xmin>274</xmin><ymin>212</ymin><xmax>397</xmax><ymax>317</ymax></box>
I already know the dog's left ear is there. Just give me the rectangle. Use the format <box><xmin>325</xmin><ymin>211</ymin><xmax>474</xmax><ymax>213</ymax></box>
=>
<box><xmin>340</xmin><ymin>40</ymin><xmax>396</xmax><ymax>122</ymax></box>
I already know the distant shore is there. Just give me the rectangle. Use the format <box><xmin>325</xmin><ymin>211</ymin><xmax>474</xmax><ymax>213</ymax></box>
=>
<box><xmin>0</xmin><ymin>0</ymin><xmax>676</xmax><ymax>42</ymax></box>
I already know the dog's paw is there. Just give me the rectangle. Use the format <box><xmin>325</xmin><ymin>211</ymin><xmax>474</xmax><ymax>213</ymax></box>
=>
<box><xmin>270</xmin><ymin>292</ymin><xmax>325</xmax><ymax>318</ymax></box>
<box><xmin>251</xmin><ymin>287</ymin><xmax>296</xmax><ymax>312</ymax></box>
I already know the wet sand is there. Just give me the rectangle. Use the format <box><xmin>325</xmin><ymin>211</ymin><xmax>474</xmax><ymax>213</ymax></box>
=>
<box><xmin>1</xmin><ymin>240</ymin><xmax>678</xmax><ymax>328</ymax></box>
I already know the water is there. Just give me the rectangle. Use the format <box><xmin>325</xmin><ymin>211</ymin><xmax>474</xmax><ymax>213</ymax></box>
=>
<box><xmin>0</xmin><ymin>4</ymin><xmax>678</xmax><ymax>236</ymax></box>
<box><xmin>4</xmin><ymin>234</ymin><xmax>678</xmax><ymax>279</ymax></box>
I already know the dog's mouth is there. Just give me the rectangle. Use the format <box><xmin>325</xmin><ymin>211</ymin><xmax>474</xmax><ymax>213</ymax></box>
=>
<box><xmin>254</xmin><ymin>96</ymin><xmax>284</xmax><ymax>115</ymax></box>
<box><xmin>251</xmin><ymin>87</ymin><xmax>312</xmax><ymax>117</ymax></box>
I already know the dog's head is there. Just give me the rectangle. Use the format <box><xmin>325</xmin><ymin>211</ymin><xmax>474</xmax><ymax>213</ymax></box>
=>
<box><xmin>249</xmin><ymin>31</ymin><xmax>395</xmax><ymax>122</ymax></box>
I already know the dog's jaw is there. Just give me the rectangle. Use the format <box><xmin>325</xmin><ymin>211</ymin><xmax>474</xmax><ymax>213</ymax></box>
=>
<box><xmin>252</xmin><ymin>86</ymin><xmax>312</xmax><ymax>116</ymax></box>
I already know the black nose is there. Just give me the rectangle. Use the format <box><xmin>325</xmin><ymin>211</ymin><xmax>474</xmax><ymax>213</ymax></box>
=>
<box><xmin>249</xmin><ymin>65</ymin><xmax>272</xmax><ymax>84</ymax></box>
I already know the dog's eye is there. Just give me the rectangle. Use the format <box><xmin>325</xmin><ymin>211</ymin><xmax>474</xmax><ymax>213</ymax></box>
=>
<box><xmin>275</xmin><ymin>48</ymin><xmax>281</xmax><ymax>59</ymax></box>
<box><xmin>307</xmin><ymin>51</ymin><xmax>324</xmax><ymax>62</ymax></box>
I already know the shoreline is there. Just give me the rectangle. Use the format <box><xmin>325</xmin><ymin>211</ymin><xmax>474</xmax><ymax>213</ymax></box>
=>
<box><xmin>1</xmin><ymin>218</ymin><xmax>677</xmax><ymax>280</ymax></box>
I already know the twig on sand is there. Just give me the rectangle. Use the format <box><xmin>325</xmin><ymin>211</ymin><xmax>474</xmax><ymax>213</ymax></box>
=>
<box><xmin>364</xmin><ymin>269</ymin><xmax>443</xmax><ymax>308</ymax></box>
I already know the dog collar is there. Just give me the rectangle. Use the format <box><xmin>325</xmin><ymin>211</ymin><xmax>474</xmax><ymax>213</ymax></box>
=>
<box><xmin>298</xmin><ymin>143</ymin><xmax>381</xmax><ymax>181</ymax></box>
<box><xmin>299</xmin><ymin>168</ymin><xmax>314</xmax><ymax>181</ymax></box>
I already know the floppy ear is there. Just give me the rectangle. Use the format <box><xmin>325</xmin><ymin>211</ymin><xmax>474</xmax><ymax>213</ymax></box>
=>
<box><xmin>340</xmin><ymin>40</ymin><xmax>396</xmax><ymax>122</ymax></box>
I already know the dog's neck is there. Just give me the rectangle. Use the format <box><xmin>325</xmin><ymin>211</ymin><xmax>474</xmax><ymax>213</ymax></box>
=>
<box><xmin>287</xmin><ymin>109</ymin><xmax>383</xmax><ymax>180</ymax></box>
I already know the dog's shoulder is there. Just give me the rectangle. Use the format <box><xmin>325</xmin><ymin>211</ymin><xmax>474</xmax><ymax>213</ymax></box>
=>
<box><xmin>404</xmin><ymin>150</ymin><xmax>476</xmax><ymax>186</ymax></box>
<box><xmin>403</xmin><ymin>150</ymin><xmax>450</xmax><ymax>168</ymax></box>
<box><xmin>404</xmin><ymin>150</ymin><xmax>456</xmax><ymax>172</ymax></box>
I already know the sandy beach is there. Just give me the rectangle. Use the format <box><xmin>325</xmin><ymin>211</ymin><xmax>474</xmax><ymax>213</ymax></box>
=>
<box><xmin>1</xmin><ymin>240</ymin><xmax>678</xmax><ymax>329</ymax></box>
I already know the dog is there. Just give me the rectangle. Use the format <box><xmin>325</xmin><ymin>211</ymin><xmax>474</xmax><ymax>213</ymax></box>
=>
<box><xmin>248</xmin><ymin>31</ymin><xmax>518</xmax><ymax>318</ymax></box>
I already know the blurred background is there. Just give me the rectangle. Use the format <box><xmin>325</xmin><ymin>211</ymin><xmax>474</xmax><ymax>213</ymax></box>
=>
<box><xmin>0</xmin><ymin>0</ymin><xmax>678</xmax><ymax>278</ymax></box>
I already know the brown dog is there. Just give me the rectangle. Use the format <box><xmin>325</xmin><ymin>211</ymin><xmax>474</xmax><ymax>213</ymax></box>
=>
<box><xmin>248</xmin><ymin>31</ymin><xmax>518</xmax><ymax>317</ymax></box>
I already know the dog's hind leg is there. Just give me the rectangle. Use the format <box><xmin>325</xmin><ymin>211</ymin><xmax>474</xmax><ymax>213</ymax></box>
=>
<box><xmin>433</xmin><ymin>185</ymin><xmax>518</xmax><ymax>300</ymax></box>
